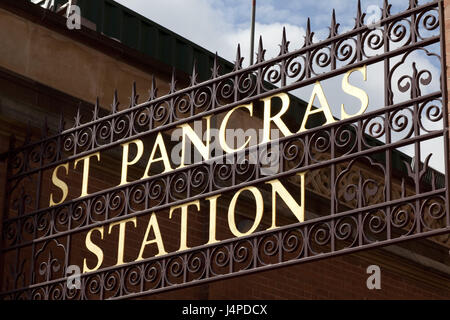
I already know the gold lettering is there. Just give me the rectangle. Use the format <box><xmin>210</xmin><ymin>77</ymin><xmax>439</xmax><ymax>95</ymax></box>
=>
<box><xmin>219</xmin><ymin>104</ymin><xmax>253</xmax><ymax>153</ymax></box>
<box><xmin>83</xmin><ymin>226</ymin><xmax>104</xmax><ymax>273</ymax></box>
<box><xmin>141</xmin><ymin>133</ymin><xmax>172</xmax><ymax>179</ymax></box>
<box><xmin>265</xmin><ymin>172</ymin><xmax>306</xmax><ymax>230</ymax></box>
<box><xmin>261</xmin><ymin>93</ymin><xmax>293</xmax><ymax>143</ymax></box>
<box><xmin>178</xmin><ymin>115</ymin><xmax>211</xmax><ymax>168</ymax></box>
<box><xmin>119</xmin><ymin>139</ymin><xmax>144</xmax><ymax>186</ymax></box>
<box><xmin>169</xmin><ymin>200</ymin><xmax>200</xmax><ymax>252</ymax></box>
<box><xmin>341</xmin><ymin>65</ymin><xmax>369</xmax><ymax>120</ymax></box>
<box><xmin>136</xmin><ymin>213</ymin><xmax>167</xmax><ymax>260</ymax></box>
<box><xmin>228</xmin><ymin>186</ymin><xmax>263</xmax><ymax>237</ymax></box>
<box><xmin>108</xmin><ymin>217</ymin><xmax>137</xmax><ymax>266</ymax></box>
<box><xmin>298</xmin><ymin>81</ymin><xmax>336</xmax><ymax>133</ymax></box>
<box><xmin>205</xmin><ymin>195</ymin><xmax>220</xmax><ymax>245</ymax></box>
<box><xmin>74</xmin><ymin>152</ymin><xmax>100</xmax><ymax>198</ymax></box>
<box><xmin>49</xmin><ymin>163</ymin><xmax>69</xmax><ymax>206</ymax></box>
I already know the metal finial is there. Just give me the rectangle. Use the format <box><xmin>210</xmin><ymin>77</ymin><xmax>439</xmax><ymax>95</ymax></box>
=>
<box><xmin>129</xmin><ymin>81</ymin><xmax>139</xmax><ymax>108</ymax></box>
<box><xmin>190</xmin><ymin>60</ymin><xmax>198</xmax><ymax>86</ymax></box>
<box><xmin>169</xmin><ymin>68</ymin><xmax>177</xmax><ymax>93</ymax></box>
<box><xmin>256</xmin><ymin>35</ymin><xmax>265</xmax><ymax>63</ymax></box>
<box><xmin>149</xmin><ymin>75</ymin><xmax>158</xmax><ymax>101</ymax></box>
<box><xmin>279</xmin><ymin>26</ymin><xmax>290</xmax><ymax>56</ymax></box>
<box><xmin>234</xmin><ymin>43</ymin><xmax>244</xmax><ymax>71</ymax></box>
<box><xmin>211</xmin><ymin>52</ymin><xmax>220</xmax><ymax>78</ymax></box>
<box><xmin>111</xmin><ymin>89</ymin><xmax>119</xmax><ymax>113</ymax></box>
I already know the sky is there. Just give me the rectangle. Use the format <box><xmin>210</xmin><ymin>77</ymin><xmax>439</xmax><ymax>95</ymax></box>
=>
<box><xmin>114</xmin><ymin>0</ymin><xmax>444</xmax><ymax>173</ymax></box>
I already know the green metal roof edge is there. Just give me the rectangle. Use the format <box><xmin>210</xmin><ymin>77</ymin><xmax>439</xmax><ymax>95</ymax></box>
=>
<box><xmin>75</xmin><ymin>0</ymin><xmax>234</xmax><ymax>80</ymax></box>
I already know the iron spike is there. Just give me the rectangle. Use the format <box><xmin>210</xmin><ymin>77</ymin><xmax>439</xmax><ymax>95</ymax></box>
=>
<box><xmin>355</xmin><ymin>0</ymin><xmax>367</xmax><ymax>28</ymax></box>
<box><xmin>75</xmin><ymin>103</ymin><xmax>81</xmax><ymax>127</ymax></box>
<box><xmin>279</xmin><ymin>26</ymin><xmax>289</xmax><ymax>56</ymax></box>
<box><xmin>169</xmin><ymin>67</ymin><xmax>177</xmax><ymax>93</ymax></box>
<box><xmin>58</xmin><ymin>110</ymin><xmax>65</xmax><ymax>133</ymax></box>
<box><xmin>93</xmin><ymin>97</ymin><xmax>99</xmax><ymax>120</ymax></box>
<box><xmin>234</xmin><ymin>43</ymin><xmax>243</xmax><ymax>71</ymax></box>
<box><xmin>190</xmin><ymin>60</ymin><xmax>198</xmax><ymax>86</ymax></box>
<box><xmin>149</xmin><ymin>74</ymin><xmax>158</xmax><ymax>101</ymax></box>
<box><xmin>383</xmin><ymin>0</ymin><xmax>391</xmax><ymax>19</ymax></box>
<box><xmin>304</xmin><ymin>18</ymin><xmax>314</xmax><ymax>47</ymax></box>
<box><xmin>129</xmin><ymin>81</ymin><xmax>139</xmax><ymax>108</ymax></box>
<box><xmin>111</xmin><ymin>89</ymin><xmax>119</xmax><ymax>113</ymax></box>
<box><xmin>256</xmin><ymin>35</ymin><xmax>265</xmax><ymax>63</ymax></box>
<box><xmin>211</xmin><ymin>52</ymin><xmax>219</xmax><ymax>78</ymax></box>
<box><xmin>329</xmin><ymin>9</ymin><xmax>339</xmax><ymax>37</ymax></box>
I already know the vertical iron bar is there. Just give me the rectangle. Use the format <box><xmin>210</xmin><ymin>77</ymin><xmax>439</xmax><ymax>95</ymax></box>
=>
<box><xmin>384</xmin><ymin>12</ymin><xmax>392</xmax><ymax>241</ymax></box>
<box><xmin>250</xmin><ymin>0</ymin><xmax>256</xmax><ymax>66</ymax></box>
<box><xmin>438</xmin><ymin>0</ymin><xmax>450</xmax><ymax>228</ymax></box>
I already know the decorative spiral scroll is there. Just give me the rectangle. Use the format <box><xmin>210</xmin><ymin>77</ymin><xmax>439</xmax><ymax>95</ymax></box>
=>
<box><xmin>96</xmin><ymin>120</ymin><xmax>112</xmax><ymax>143</ymax></box>
<box><xmin>362</xmin><ymin>115</ymin><xmax>385</xmax><ymax>148</ymax></box>
<box><xmin>186</xmin><ymin>251</ymin><xmax>207</xmax><ymax>282</ymax></box>
<box><xmin>165</xmin><ymin>256</ymin><xmax>185</xmax><ymax>285</ymax></box>
<box><xmin>335</xmin><ymin>37</ymin><xmax>357</xmax><ymax>65</ymax></box>
<box><xmin>232</xmin><ymin>239</ymin><xmax>253</xmax><ymax>272</ymax></box>
<box><xmin>334</xmin><ymin>216</ymin><xmax>358</xmax><ymax>249</ymax></box>
<box><xmin>85</xmin><ymin>274</ymin><xmax>102</xmax><ymax>299</ymax></box>
<box><xmin>103</xmin><ymin>270</ymin><xmax>120</xmax><ymax>299</ymax></box>
<box><xmin>210</xmin><ymin>246</ymin><xmax>231</xmax><ymax>276</ymax></box>
<box><xmin>257</xmin><ymin>233</ymin><xmax>280</xmax><ymax>266</ymax></box>
<box><xmin>307</xmin><ymin>222</ymin><xmax>331</xmax><ymax>255</ymax></box>
<box><xmin>281</xmin><ymin>228</ymin><xmax>304</xmax><ymax>259</ymax></box>
<box><xmin>71</xmin><ymin>201</ymin><xmax>88</xmax><ymax>229</ymax></box>
<box><xmin>418</xmin><ymin>99</ymin><xmax>443</xmax><ymax>133</ymax></box>
<box><xmin>143</xmin><ymin>262</ymin><xmax>163</xmax><ymax>291</ymax></box>
<box><xmin>262</xmin><ymin>63</ymin><xmax>282</xmax><ymax>90</ymax></box>
<box><xmin>335</xmin><ymin>123</ymin><xmax>358</xmax><ymax>155</ymax></box>
<box><xmin>90</xmin><ymin>195</ymin><xmax>107</xmax><ymax>222</ymax></box>
<box><xmin>282</xmin><ymin>138</ymin><xmax>305</xmax><ymax>170</ymax></box>
<box><xmin>388</xmin><ymin>18</ymin><xmax>411</xmax><ymax>45</ymax></box>
<box><xmin>123</xmin><ymin>265</ymin><xmax>143</xmax><ymax>295</ymax></box>
<box><xmin>285</xmin><ymin>54</ymin><xmax>306</xmax><ymax>81</ymax></box>
<box><xmin>108</xmin><ymin>190</ymin><xmax>126</xmax><ymax>218</ymax></box>
<box><xmin>128</xmin><ymin>184</ymin><xmax>147</xmax><ymax>213</ymax></box>
<box><xmin>193</xmin><ymin>87</ymin><xmax>212</xmax><ymax>113</ymax></box>
<box><xmin>389</xmin><ymin>107</ymin><xmax>414</xmax><ymax>141</ymax></box>
<box><xmin>54</xmin><ymin>207</ymin><xmax>70</xmax><ymax>233</ymax></box>
<box><xmin>310</xmin><ymin>47</ymin><xmax>331</xmax><ymax>75</ymax></box>
<box><xmin>216</xmin><ymin>78</ymin><xmax>235</xmax><ymax>106</ymax></box>
<box><xmin>212</xmin><ymin>162</ymin><xmax>233</xmax><ymax>190</ymax></box>
<box><xmin>309</xmin><ymin>130</ymin><xmax>331</xmax><ymax>163</ymax></box>
<box><xmin>362</xmin><ymin>209</ymin><xmax>387</xmax><ymax>244</ymax></box>
<box><xmin>77</xmin><ymin>127</ymin><xmax>93</xmax><ymax>152</ymax></box>
<box><xmin>420</xmin><ymin>196</ymin><xmax>446</xmax><ymax>231</ymax></box>
<box><xmin>361</xmin><ymin>29</ymin><xmax>383</xmax><ymax>58</ymax></box>
<box><xmin>190</xmin><ymin>165</ymin><xmax>210</xmax><ymax>195</ymax></box>
<box><xmin>236</xmin><ymin>72</ymin><xmax>257</xmax><ymax>98</ymax></box>
<box><xmin>152</xmin><ymin>101</ymin><xmax>170</xmax><ymax>125</ymax></box>
<box><xmin>416</xmin><ymin>8</ymin><xmax>440</xmax><ymax>40</ymax></box>
<box><xmin>391</xmin><ymin>203</ymin><xmax>416</xmax><ymax>236</ymax></box>
<box><xmin>133</xmin><ymin>108</ymin><xmax>151</xmax><ymax>134</ymax></box>
<box><xmin>148</xmin><ymin>178</ymin><xmax>167</xmax><ymax>207</ymax></box>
